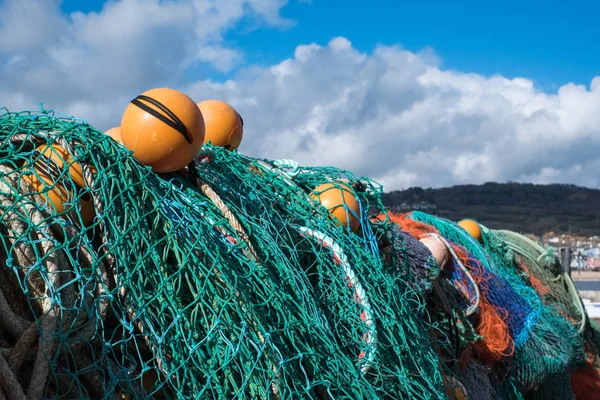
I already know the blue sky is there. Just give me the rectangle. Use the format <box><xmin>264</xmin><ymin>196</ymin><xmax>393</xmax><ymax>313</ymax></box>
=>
<box><xmin>61</xmin><ymin>0</ymin><xmax>599</xmax><ymax>91</ymax></box>
<box><xmin>2</xmin><ymin>0</ymin><xmax>597</xmax><ymax>188</ymax></box>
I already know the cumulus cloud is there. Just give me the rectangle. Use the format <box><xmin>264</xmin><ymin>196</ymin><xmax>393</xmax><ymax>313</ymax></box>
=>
<box><xmin>0</xmin><ymin>0</ymin><xmax>293</xmax><ymax>113</ymax></box>
<box><xmin>184</xmin><ymin>39</ymin><xmax>600</xmax><ymax>190</ymax></box>
<box><xmin>0</xmin><ymin>1</ymin><xmax>599</xmax><ymax>191</ymax></box>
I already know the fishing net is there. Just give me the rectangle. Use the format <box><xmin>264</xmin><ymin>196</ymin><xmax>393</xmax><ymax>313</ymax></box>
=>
<box><xmin>491</xmin><ymin>230</ymin><xmax>590</xmax><ymax>338</ymax></box>
<box><xmin>390</xmin><ymin>215</ymin><xmax>514</xmax><ymax>365</ymax></box>
<box><xmin>372</xmin><ymin>214</ymin><xmax>486</xmax><ymax>400</ymax></box>
<box><xmin>528</xmin><ymin>372</ymin><xmax>574</xmax><ymax>400</ymax></box>
<box><xmin>1</xmin><ymin>105</ymin><xmax>598</xmax><ymax>400</ymax></box>
<box><xmin>485</xmin><ymin>230</ymin><xmax>585</xmax><ymax>332</ymax></box>
<box><xmin>478</xmin><ymin>229</ymin><xmax>585</xmax><ymax>377</ymax></box>
<box><xmin>495</xmin><ymin>376</ymin><xmax>526</xmax><ymax>400</ymax></box>
<box><xmin>458</xmin><ymin>361</ymin><xmax>499</xmax><ymax>400</ymax></box>
<box><xmin>489</xmin><ymin>229</ymin><xmax>600</xmax><ymax>398</ymax></box>
<box><xmin>406</xmin><ymin>211</ymin><xmax>583</xmax><ymax>391</ymax></box>
<box><xmin>375</xmin><ymin>215</ymin><xmax>477</xmax><ymax>375</ymax></box>
<box><xmin>195</xmin><ymin>149</ymin><xmax>448</xmax><ymax>398</ymax></box>
<box><xmin>382</xmin><ymin>212</ymin><xmax>514</xmax><ymax>399</ymax></box>
<box><xmin>0</xmin><ymin>108</ymin><xmax>449</xmax><ymax>399</ymax></box>
<box><xmin>377</xmin><ymin>223</ymin><xmax>442</xmax><ymax>295</ymax></box>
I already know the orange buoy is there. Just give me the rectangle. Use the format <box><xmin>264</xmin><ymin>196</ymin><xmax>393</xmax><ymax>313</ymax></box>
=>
<box><xmin>458</xmin><ymin>219</ymin><xmax>482</xmax><ymax>242</ymax></box>
<box><xmin>197</xmin><ymin>100</ymin><xmax>243</xmax><ymax>150</ymax></box>
<box><xmin>443</xmin><ymin>375</ymin><xmax>469</xmax><ymax>400</ymax></box>
<box><xmin>419</xmin><ymin>235</ymin><xmax>450</xmax><ymax>269</ymax></box>
<box><xmin>105</xmin><ymin>126</ymin><xmax>122</xmax><ymax>143</ymax></box>
<box><xmin>310</xmin><ymin>183</ymin><xmax>361</xmax><ymax>232</ymax></box>
<box><xmin>22</xmin><ymin>143</ymin><xmax>95</xmax><ymax>225</ymax></box>
<box><xmin>120</xmin><ymin>88</ymin><xmax>205</xmax><ymax>173</ymax></box>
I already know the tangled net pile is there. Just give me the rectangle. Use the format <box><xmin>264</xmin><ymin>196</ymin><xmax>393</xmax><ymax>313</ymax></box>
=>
<box><xmin>1</xmin><ymin>107</ymin><xmax>599</xmax><ymax>399</ymax></box>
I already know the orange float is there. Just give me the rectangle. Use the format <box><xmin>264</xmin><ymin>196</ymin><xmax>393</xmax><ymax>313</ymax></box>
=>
<box><xmin>121</xmin><ymin>88</ymin><xmax>205</xmax><ymax>173</ymax></box>
<box><xmin>458</xmin><ymin>219</ymin><xmax>482</xmax><ymax>242</ymax></box>
<box><xmin>310</xmin><ymin>183</ymin><xmax>361</xmax><ymax>232</ymax></box>
<box><xmin>197</xmin><ymin>100</ymin><xmax>243</xmax><ymax>150</ymax></box>
<box><xmin>22</xmin><ymin>143</ymin><xmax>95</xmax><ymax>225</ymax></box>
<box><xmin>442</xmin><ymin>375</ymin><xmax>469</xmax><ymax>400</ymax></box>
<box><xmin>105</xmin><ymin>126</ymin><xmax>122</xmax><ymax>143</ymax></box>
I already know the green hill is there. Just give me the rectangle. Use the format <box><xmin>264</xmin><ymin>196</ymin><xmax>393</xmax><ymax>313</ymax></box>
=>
<box><xmin>381</xmin><ymin>182</ymin><xmax>600</xmax><ymax>236</ymax></box>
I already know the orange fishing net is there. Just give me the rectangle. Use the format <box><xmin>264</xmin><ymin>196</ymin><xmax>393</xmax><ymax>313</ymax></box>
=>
<box><xmin>385</xmin><ymin>212</ymin><xmax>439</xmax><ymax>239</ymax></box>
<box><xmin>570</xmin><ymin>353</ymin><xmax>600</xmax><ymax>400</ymax></box>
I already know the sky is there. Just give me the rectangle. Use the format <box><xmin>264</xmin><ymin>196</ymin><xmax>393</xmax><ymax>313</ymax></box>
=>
<box><xmin>1</xmin><ymin>0</ymin><xmax>599</xmax><ymax>191</ymax></box>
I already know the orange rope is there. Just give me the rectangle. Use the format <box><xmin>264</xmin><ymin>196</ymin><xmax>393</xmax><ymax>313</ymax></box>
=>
<box><xmin>452</xmin><ymin>245</ymin><xmax>514</xmax><ymax>361</ymax></box>
<box><xmin>381</xmin><ymin>211</ymin><xmax>513</xmax><ymax>361</ymax></box>
<box><xmin>384</xmin><ymin>212</ymin><xmax>439</xmax><ymax>239</ymax></box>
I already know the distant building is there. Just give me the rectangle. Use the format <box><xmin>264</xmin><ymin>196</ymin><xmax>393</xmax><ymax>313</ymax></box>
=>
<box><xmin>587</xmin><ymin>257</ymin><xmax>600</xmax><ymax>270</ymax></box>
<box><xmin>521</xmin><ymin>232</ymin><xmax>600</xmax><ymax>271</ymax></box>
<box><xmin>393</xmin><ymin>202</ymin><xmax>437</xmax><ymax>212</ymax></box>
<box><xmin>584</xmin><ymin>248</ymin><xmax>600</xmax><ymax>258</ymax></box>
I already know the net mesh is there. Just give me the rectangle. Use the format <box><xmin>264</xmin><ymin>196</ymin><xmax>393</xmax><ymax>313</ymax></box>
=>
<box><xmin>0</xmin><ymin>108</ymin><xmax>446</xmax><ymax>399</ymax></box>
<box><xmin>1</xmin><ymin>107</ymin><xmax>599</xmax><ymax>399</ymax></box>
<box><xmin>459</xmin><ymin>361</ymin><xmax>499</xmax><ymax>400</ymax></box>
<box><xmin>406</xmin><ymin>211</ymin><xmax>584</xmax><ymax>391</ymax></box>
<box><xmin>492</xmin><ymin>230</ymin><xmax>590</xmax><ymax>337</ymax></box>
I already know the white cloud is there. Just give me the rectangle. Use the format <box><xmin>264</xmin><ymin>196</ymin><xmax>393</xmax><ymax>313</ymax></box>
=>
<box><xmin>0</xmin><ymin>0</ymin><xmax>66</xmax><ymax>52</ymax></box>
<box><xmin>0</xmin><ymin>1</ymin><xmax>598</xmax><ymax>191</ymax></box>
<box><xmin>195</xmin><ymin>45</ymin><xmax>244</xmax><ymax>72</ymax></box>
<box><xmin>184</xmin><ymin>39</ymin><xmax>600</xmax><ymax>190</ymax></box>
<box><xmin>0</xmin><ymin>0</ymin><xmax>292</xmax><ymax>112</ymax></box>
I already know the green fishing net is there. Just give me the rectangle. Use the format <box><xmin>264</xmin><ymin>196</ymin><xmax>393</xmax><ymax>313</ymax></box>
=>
<box><xmin>0</xmin><ymin>108</ymin><xmax>448</xmax><ymax>399</ymax></box>
<box><xmin>479</xmin><ymin>229</ymin><xmax>585</xmax><ymax>380</ymax></box>
<box><xmin>194</xmin><ymin>148</ymin><xmax>448</xmax><ymax>398</ymax></box>
<box><xmin>492</xmin><ymin>230</ymin><xmax>598</xmax><ymax>350</ymax></box>
<box><xmin>1</xmin><ymin>106</ymin><xmax>598</xmax><ymax>400</ymax></box>
<box><xmin>490</xmin><ymin>230</ymin><xmax>585</xmax><ymax>330</ymax></box>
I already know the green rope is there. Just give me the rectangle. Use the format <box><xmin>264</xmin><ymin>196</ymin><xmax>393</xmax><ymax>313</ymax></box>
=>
<box><xmin>493</xmin><ymin>229</ymin><xmax>587</xmax><ymax>334</ymax></box>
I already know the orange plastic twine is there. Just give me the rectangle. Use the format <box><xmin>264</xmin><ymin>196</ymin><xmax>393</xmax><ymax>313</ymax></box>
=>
<box><xmin>516</xmin><ymin>256</ymin><xmax>550</xmax><ymax>296</ymax></box>
<box><xmin>452</xmin><ymin>245</ymin><xmax>514</xmax><ymax>361</ymax></box>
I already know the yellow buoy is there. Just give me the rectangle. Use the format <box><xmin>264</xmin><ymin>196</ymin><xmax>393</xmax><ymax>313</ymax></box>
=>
<box><xmin>310</xmin><ymin>183</ymin><xmax>361</xmax><ymax>232</ymax></box>
<box><xmin>121</xmin><ymin>88</ymin><xmax>205</xmax><ymax>173</ymax></box>
<box><xmin>22</xmin><ymin>143</ymin><xmax>95</xmax><ymax>225</ymax></box>
<box><xmin>458</xmin><ymin>219</ymin><xmax>482</xmax><ymax>242</ymax></box>
<box><xmin>197</xmin><ymin>99</ymin><xmax>243</xmax><ymax>150</ymax></box>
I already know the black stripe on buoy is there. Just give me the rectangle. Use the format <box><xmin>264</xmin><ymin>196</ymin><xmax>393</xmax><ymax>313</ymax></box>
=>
<box><xmin>33</xmin><ymin>150</ymin><xmax>75</xmax><ymax>191</ymax></box>
<box><xmin>33</xmin><ymin>150</ymin><xmax>89</xmax><ymax>200</ymax></box>
<box><xmin>130</xmin><ymin>95</ymin><xmax>192</xmax><ymax>143</ymax></box>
